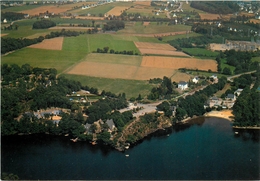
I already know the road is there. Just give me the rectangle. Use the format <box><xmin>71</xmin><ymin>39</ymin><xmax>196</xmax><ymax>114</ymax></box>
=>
<box><xmin>227</xmin><ymin>70</ymin><xmax>256</xmax><ymax>82</ymax></box>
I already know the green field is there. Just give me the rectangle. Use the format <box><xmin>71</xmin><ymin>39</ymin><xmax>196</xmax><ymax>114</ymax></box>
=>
<box><xmin>118</xmin><ymin>24</ymin><xmax>191</xmax><ymax>34</ymax></box>
<box><xmin>252</xmin><ymin>57</ymin><xmax>260</xmax><ymax>62</ymax></box>
<box><xmin>220</xmin><ymin>59</ymin><xmax>236</xmax><ymax>73</ymax></box>
<box><xmin>1</xmin><ymin>48</ymin><xmax>86</xmax><ymax>73</ymax></box>
<box><xmin>161</xmin><ymin>32</ymin><xmax>202</xmax><ymax>42</ymax></box>
<box><xmin>182</xmin><ymin>48</ymin><xmax>220</xmax><ymax>58</ymax></box>
<box><xmin>68</xmin><ymin>4</ymin><xmax>115</xmax><ymax>15</ymax></box>
<box><xmin>86</xmin><ymin>34</ymin><xmax>140</xmax><ymax>53</ymax></box>
<box><xmin>84</xmin><ymin>53</ymin><xmax>142</xmax><ymax>66</ymax></box>
<box><xmin>63</xmin><ymin>74</ymin><xmax>154</xmax><ymax>98</ymax></box>
<box><xmin>1</xmin><ymin>4</ymin><xmax>44</xmax><ymax>12</ymax></box>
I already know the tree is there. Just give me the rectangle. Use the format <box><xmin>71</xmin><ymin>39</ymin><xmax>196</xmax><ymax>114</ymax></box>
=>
<box><xmin>222</xmin><ymin>67</ymin><xmax>232</xmax><ymax>75</ymax></box>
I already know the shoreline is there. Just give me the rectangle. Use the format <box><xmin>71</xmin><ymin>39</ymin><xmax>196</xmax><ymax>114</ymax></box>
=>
<box><xmin>204</xmin><ymin>110</ymin><xmax>234</xmax><ymax>121</ymax></box>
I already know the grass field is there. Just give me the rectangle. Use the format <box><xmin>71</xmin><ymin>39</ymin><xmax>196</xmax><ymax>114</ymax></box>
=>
<box><xmin>220</xmin><ymin>59</ymin><xmax>236</xmax><ymax>73</ymax></box>
<box><xmin>181</xmin><ymin>3</ymin><xmax>206</xmax><ymax>14</ymax></box>
<box><xmin>1</xmin><ymin>48</ymin><xmax>86</xmax><ymax>73</ymax></box>
<box><xmin>63</xmin><ymin>74</ymin><xmax>154</xmax><ymax>98</ymax></box>
<box><xmin>84</xmin><ymin>53</ymin><xmax>142</xmax><ymax>66</ymax></box>
<box><xmin>2</xmin><ymin>35</ymin><xmax>89</xmax><ymax>72</ymax></box>
<box><xmin>252</xmin><ymin>57</ymin><xmax>260</xmax><ymax>62</ymax></box>
<box><xmin>1</xmin><ymin>25</ymin><xmax>52</xmax><ymax>38</ymax></box>
<box><xmin>161</xmin><ymin>32</ymin><xmax>202</xmax><ymax>42</ymax></box>
<box><xmin>182</xmin><ymin>48</ymin><xmax>220</xmax><ymax>57</ymax></box>
<box><xmin>86</xmin><ymin>34</ymin><xmax>140</xmax><ymax>53</ymax></box>
<box><xmin>118</xmin><ymin>24</ymin><xmax>191</xmax><ymax>34</ymax></box>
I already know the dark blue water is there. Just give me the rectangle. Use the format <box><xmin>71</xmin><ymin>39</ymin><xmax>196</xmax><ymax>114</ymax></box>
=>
<box><xmin>1</xmin><ymin>117</ymin><xmax>259</xmax><ymax>180</ymax></box>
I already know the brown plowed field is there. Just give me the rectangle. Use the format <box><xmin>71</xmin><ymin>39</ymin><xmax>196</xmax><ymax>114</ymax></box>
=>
<box><xmin>199</xmin><ymin>13</ymin><xmax>220</xmax><ymax>20</ymax></box>
<box><xmin>139</xmin><ymin>49</ymin><xmax>190</xmax><ymax>56</ymax></box>
<box><xmin>141</xmin><ymin>56</ymin><xmax>217</xmax><ymax>71</ymax></box>
<box><xmin>20</xmin><ymin>3</ymin><xmax>84</xmax><ymax>15</ymax></box>
<box><xmin>66</xmin><ymin>61</ymin><xmax>190</xmax><ymax>81</ymax></box>
<box><xmin>29</xmin><ymin>37</ymin><xmax>64</xmax><ymax>50</ymax></box>
<box><xmin>134</xmin><ymin>42</ymin><xmax>176</xmax><ymax>51</ymax></box>
<box><xmin>134</xmin><ymin>1</ymin><xmax>151</xmax><ymax>6</ymax></box>
<box><xmin>134</xmin><ymin>42</ymin><xmax>189</xmax><ymax>56</ymax></box>
<box><xmin>106</xmin><ymin>6</ymin><xmax>129</xmax><ymax>16</ymax></box>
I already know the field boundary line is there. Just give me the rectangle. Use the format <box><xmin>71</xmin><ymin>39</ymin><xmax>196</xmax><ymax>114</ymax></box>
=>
<box><xmin>56</xmin><ymin>54</ymin><xmax>88</xmax><ymax>77</ymax></box>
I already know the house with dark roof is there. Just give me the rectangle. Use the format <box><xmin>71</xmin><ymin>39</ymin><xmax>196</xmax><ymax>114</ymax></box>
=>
<box><xmin>178</xmin><ymin>81</ymin><xmax>188</xmax><ymax>90</ymax></box>
<box><xmin>226</xmin><ymin>94</ymin><xmax>236</xmax><ymax>101</ymax></box>
<box><xmin>85</xmin><ymin>123</ymin><xmax>92</xmax><ymax>134</ymax></box>
<box><xmin>106</xmin><ymin>119</ymin><xmax>116</xmax><ymax>132</ymax></box>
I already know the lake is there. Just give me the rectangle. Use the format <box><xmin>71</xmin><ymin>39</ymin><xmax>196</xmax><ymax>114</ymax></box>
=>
<box><xmin>1</xmin><ymin>117</ymin><xmax>259</xmax><ymax>180</ymax></box>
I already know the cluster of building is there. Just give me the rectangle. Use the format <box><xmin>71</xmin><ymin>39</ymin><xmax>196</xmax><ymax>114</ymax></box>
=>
<box><xmin>206</xmin><ymin>88</ymin><xmax>243</xmax><ymax>109</ymax></box>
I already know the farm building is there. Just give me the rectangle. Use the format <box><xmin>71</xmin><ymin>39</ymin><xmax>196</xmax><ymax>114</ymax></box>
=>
<box><xmin>178</xmin><ymin>81</ymin><xmax>188</xmax><ymax>90</ymax></box>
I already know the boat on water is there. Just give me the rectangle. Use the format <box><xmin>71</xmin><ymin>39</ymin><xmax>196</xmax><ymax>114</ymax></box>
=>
<box><xmin>235</xmin><ymin>132</ymin><xmax>239</xmax><ymax>134</ymax></box>
<box><xmin>125</xmin><ymin>154</ymin><xmax>129</xmax><ymax>157</ymax></box>
<box><xmin>125</xmin><ymin>146</ymin><xmax>130</xmax><ymax>149</ymax></box>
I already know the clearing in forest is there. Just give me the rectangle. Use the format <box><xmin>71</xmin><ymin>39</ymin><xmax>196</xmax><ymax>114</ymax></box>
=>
<box><xmin>29</xmin><ymin>37</ymin><xmax>64</xmax><ymax>50</ymax></box>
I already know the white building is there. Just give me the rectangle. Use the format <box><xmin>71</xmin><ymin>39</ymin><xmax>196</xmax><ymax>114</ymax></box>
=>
<box><xmin>178</xmin><ymin>81</ymin><xmax>188</xmax><ymax>90</ymax></box>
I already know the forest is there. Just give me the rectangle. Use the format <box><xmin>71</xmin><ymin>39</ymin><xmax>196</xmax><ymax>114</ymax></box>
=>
<box><xmin>32</xmin><ymin>19</ymin><xmax>56</xmax><ymax>29</ymax></box>
<box><xmin>1</xmin><ymin>11</ymin><xmax>25</xmax><ymax>21</ymax></box>
<box><xmin>190</xmin><ymin>1</ymin><xmax>239</xmax><ymax>14</ymax></box>
<box><xmin>103</xmin><ymin>20</ymin><xmax>125</xmax><ymax>31</ymax></box>
<box><xmin>232</xmin><ymin>69</ymin><xmax>260</xmax><ymax>127</ymax></box>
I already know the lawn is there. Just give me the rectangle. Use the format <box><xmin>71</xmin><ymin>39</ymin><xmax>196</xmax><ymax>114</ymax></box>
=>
<box><xmin>182</xmin><ymin>48</ymin><xmax>220</xmax><ymax>58</ymax></box>
<box><xmin>62</xmin><ymin>74</ymin><xmax>154</xmax><ymax>98</ymax></box>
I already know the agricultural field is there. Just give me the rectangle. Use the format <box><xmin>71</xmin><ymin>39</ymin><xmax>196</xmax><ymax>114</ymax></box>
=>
<box><xmin>106</xmin><ymin>6</ymin><xmax>130</xmax><ymax>16</ymax></box>
<box><xmin>17</xmin><ymin>2</ymin><xmax>85</xmax><ymax>16</ymax></box>
<box><xmin>1</xmin><ymin>36</ymin><xmax>88</xmax><ymax>73</ymax></box>
<box><xmin>118</xmin><ymin>23</ymin><xmax>191</xmax><ymax>35</ymax></box>
<box><xmin>182</xmin><ymin>48</ymin><xmax>220</xmax><ymax>58</ymax></box>
<box><xmin>63</xmin><ymin>74</ymin><xmax>154</xmax><ymax>98</ymax></box>
<box><xmin>65</xmin><ymin>52</ymin><xmax>208</xmax><ymax>84</ymax></box>
<box><xmin>29</xmin><ymin>37</ymin><xmax>64</xmax><ymax>50</ymax></box>
<box><xmin>199</xmin><ymin>13</ymin><xmax>220</xmax><ymax>20</ymax></box>
<box><xmin>86</xmin><ymin>34</ymin><xmax>140</xmax><ymax>53</ymax></box>
<box><xmin>141</xmin><ymin>56</ymin><xmax>217</xmax><ymax>72</ymax></box>
<box><xmin>134</xmin><ymin>42</ymin><xmax>189</xmax><ymax>57</ymax></box>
